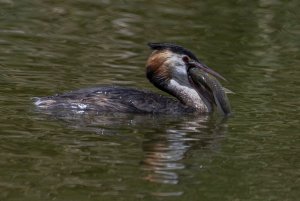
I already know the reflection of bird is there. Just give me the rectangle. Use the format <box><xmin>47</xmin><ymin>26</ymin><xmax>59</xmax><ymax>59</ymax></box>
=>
<box><xmin>34</xmin><ymin>43</ymin><xmax>230</xmax><ymax>115</ymax></box>
<box><xmin>141</xmin><ymin>115</ymin><xmax>228</xmax><ymax>185</ymax></box>
<box><xmin>142</xmin><ymin>130</ymin><xmax>189</xmax><ymax>185</ymax></box>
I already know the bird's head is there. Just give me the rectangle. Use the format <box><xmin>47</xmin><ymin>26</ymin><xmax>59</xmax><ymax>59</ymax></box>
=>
<box><xmin>146</xmin><ymin>43</ymin><xmax>231</xmax><ymax>114</ymax></box>
<box><xmin>146</xmin><ymin>43</ymin><xmax>225</xmax><ymax>92</ymax></box>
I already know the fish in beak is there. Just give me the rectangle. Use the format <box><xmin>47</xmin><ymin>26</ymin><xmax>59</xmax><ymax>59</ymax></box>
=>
<box><xmin>184</xmin><ymin>58</ymin><xmax>232</xmax><ymax>116</ymax></box>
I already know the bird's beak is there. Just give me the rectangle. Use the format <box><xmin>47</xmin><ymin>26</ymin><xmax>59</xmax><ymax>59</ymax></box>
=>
<box><xmin>184</xmin><ymin>59</ymin><xmax>227</xmax><ymax>81</ymax></box>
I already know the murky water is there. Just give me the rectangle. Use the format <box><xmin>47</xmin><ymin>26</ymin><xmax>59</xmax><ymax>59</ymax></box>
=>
<box><xmin>0</xmin><ymin>0</ymin><xmax>299</xmax><ymax>200</ymax></box>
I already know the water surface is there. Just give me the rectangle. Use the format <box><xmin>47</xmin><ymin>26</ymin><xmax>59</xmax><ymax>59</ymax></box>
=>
<box><xmin>0</xmin><ymin>0</ymin><xmax>299</xmax><ymax>200</ymax></box>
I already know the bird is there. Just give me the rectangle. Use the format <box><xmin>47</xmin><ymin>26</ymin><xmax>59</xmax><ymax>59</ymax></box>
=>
<box><xmin>34</xmin><ymin>43</ymin><xmax>231</xmax><ymax>115</ymax></box>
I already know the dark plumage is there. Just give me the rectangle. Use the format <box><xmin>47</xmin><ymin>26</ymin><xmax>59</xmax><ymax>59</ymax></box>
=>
<box><xmin>34</xmin><ymin>86</ymin><xmax>195</xmax><ymax>114</ymax></box>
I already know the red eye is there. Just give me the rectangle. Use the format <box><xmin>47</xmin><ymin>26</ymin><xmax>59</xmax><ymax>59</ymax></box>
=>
<box><xmin>182</xmin><ymin>56</ymin><xmax>190</xmax><ymax>63</ymax></box>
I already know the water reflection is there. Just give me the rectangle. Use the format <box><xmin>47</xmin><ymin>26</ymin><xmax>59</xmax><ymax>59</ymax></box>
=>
<box><xmin>35</xmin><ymin>108</ymin><xmax>228</xmax><ymax>192</ymax></box>
<box><xmin>34</xmin><ymin>109</ymin><xmax>228</xmax><ymax>189</ymax></box>
<box><xmin>141</xmin><ymin>116</ymin><xmax>227</xmax><ymax>186</ymax></box>
<box><xmin>143</xmin><ymin>130</ymin><xmax>190</xmax><ymax>184</ymax></box>
<box><xmin>142</xmin><ymin>129</ymin><xmax>191</xmax><ymax>185</ymax></box>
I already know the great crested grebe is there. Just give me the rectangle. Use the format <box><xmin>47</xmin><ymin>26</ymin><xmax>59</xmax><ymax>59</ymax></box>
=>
<box><xmin>34</xmin><ymin>43</ymin><xmax>231</xmax><ymax>115</ymax></box>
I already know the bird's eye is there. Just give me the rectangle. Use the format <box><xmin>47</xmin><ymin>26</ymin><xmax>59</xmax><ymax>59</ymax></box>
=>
<box><xmin>182</xmin><ymin>55</ymin><xmax>190</xmax><ymax>63</ymax></box>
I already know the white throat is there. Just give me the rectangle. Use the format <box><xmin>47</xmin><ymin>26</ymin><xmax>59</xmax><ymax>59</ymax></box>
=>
<box><xmin>167</xmin><ymin>79</ymin><xmax>211</xmax><ymax>112</ymax></box>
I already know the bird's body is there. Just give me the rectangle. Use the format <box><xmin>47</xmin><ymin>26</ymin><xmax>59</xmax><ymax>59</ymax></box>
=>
<box><xmin>34</xmin><ymin>43</ymin><xmax>231</xmax><ymax>116</ymax></box>
<box><xmin>34</xmin><ymin>86</ymin><xmax>196</xmax><ymax>114</ymax></box>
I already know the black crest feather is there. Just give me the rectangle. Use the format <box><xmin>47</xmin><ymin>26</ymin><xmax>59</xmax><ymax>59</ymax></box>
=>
<box><xmin>148</xmin><ymin>42</ymin><xmax>200</xmax><ymax>62</ymax></box>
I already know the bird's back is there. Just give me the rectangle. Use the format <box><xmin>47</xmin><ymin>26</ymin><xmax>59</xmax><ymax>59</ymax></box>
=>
<box><xmin>34</xmin><ymin>86</ymin><xmax>195</xmax><ymax>114</ymax></box>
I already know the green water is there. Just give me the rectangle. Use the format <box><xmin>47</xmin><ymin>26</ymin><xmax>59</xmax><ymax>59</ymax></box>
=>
<box><xmin>0</xmin><ymin>0</ymin><xmax>299</xmax><ymax>200</ymax></box>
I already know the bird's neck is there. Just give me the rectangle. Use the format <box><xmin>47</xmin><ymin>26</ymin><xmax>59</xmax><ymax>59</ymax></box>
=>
<box><xmin>166</xmin><ymin>79</ymin><xmax>212</xmax><ymax>113</ymax></box>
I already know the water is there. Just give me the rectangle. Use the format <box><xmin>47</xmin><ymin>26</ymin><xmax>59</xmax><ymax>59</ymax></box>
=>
<box><xmin>0</xmin><ymin>0</ymin><xmax>299</xmax><ymax>200</ymax></box>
